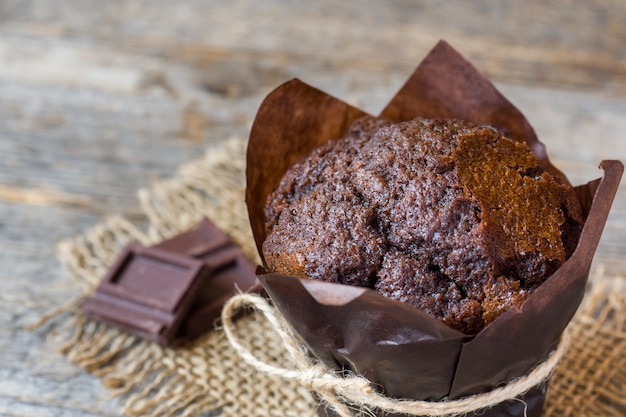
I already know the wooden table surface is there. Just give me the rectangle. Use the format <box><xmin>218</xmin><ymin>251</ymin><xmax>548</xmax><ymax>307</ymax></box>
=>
<box><xmin>1</xmin><ymin>1</ymin><xmax>625</xmax><ymax>416</ymax></box>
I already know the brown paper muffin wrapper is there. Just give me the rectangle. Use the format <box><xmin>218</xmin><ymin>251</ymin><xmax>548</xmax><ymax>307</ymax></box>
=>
<box><xmin>245</xmin><ymin>40</ymin><xmax>623</xmax><ymax>416</ymax></box>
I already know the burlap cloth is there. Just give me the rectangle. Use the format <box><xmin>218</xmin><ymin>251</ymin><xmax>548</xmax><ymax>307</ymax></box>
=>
<box><xmin>36</xmin><ymin>137</ymin><xmax>626</xmax><ymax>417</ymax></box>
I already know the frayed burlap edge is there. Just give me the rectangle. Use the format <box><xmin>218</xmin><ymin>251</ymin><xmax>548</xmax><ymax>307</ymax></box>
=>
<box><xmin>31</xmin><ymin>137</ymin><xmax>625</xmax><ymax>417</ymax></box>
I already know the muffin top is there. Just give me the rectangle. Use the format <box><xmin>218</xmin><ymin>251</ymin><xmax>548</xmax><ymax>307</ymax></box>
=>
<box><xmin>263</xmin><ymin>116</ymin><xmax>584</xmax><ymax>334</ymax></box>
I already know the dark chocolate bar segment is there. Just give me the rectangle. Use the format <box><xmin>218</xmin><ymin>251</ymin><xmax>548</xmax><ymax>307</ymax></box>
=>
<box><xmin>152</xmin><ymin>219</ymin><xmax>232</xmax><ymax>258</ymax></box>
<box><xmin>82</xmin><ymin>243</ymin><xmax>210</xmax><ymax>345</ymax></box>
<box><xmin>152</xmin><ymin>218</ymin><xmax>260</xmax><ymax>339</ymax></box>
<box><xmin>183</xmin><ymin>250</ymin><xmax>258</xmax><ymax>339</ymax></box>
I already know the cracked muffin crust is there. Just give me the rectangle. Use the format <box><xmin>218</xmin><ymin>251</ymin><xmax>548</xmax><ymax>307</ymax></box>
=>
<box><xmin>262</xmin><ymin>116</ymin><xmax>584</xmax><ymax>334</ymax></box>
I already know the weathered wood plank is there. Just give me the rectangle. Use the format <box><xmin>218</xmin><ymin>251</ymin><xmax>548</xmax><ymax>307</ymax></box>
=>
<box><xmin>1</xmin><ymin>0</ymin><xmax>624</xmax><ymax>93</ymax></box>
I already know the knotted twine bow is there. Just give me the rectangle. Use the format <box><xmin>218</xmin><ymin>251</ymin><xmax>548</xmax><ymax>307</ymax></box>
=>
<box><xmin>222</xmin><ymin>293</ymin><xmax>569</xmax><ymax>417</ymax></box>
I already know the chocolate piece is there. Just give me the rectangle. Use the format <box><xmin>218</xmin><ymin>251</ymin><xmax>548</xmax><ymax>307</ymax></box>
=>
<box><xmin>83</xmin><ymin>218</ymin><xmax>260</xmax><ymax>345</ymax></box>
<box><xmin>82</xmin><ymin>243</ymin><xmax>209</xmax><ymax>345</ymax></box>
<box><xmin>152</xmin><ymin>218</ymin><xmax>260</xmax><ymax>339</ymax></box>
<box><xmin>181</xmin><ymin>250</ymin><xmax>258</xmax><ymax>339</ymax></box>
<box><xmin>152</xmin><ymin>218</ymin><xmax>232</xmax><ymax>258</ymax></box>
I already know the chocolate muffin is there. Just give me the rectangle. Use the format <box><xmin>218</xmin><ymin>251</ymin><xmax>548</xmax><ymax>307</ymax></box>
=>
<box><xmin>263</xmin><ymin>116</ymin><xmax>584</xmax><ymax>334</ymax></box>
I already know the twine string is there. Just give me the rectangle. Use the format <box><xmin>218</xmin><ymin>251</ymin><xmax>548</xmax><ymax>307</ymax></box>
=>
<box><xmin>222</xmin><ymin>292</ymin><xmax>570</xmax><ymax>417</ymax></box>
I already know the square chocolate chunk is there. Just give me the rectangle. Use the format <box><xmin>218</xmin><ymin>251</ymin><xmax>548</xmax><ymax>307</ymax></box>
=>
<box><xmin>82</xmin><ymin>243</ymin><xmax>209</xmax><ymax>345</ymax></box>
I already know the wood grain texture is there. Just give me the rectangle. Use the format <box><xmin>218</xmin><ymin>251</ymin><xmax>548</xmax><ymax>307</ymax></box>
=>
<box><xmin>0</xmin><ymin>1</ymin><xmax>624</xmax><ymax>416</ymax></box>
